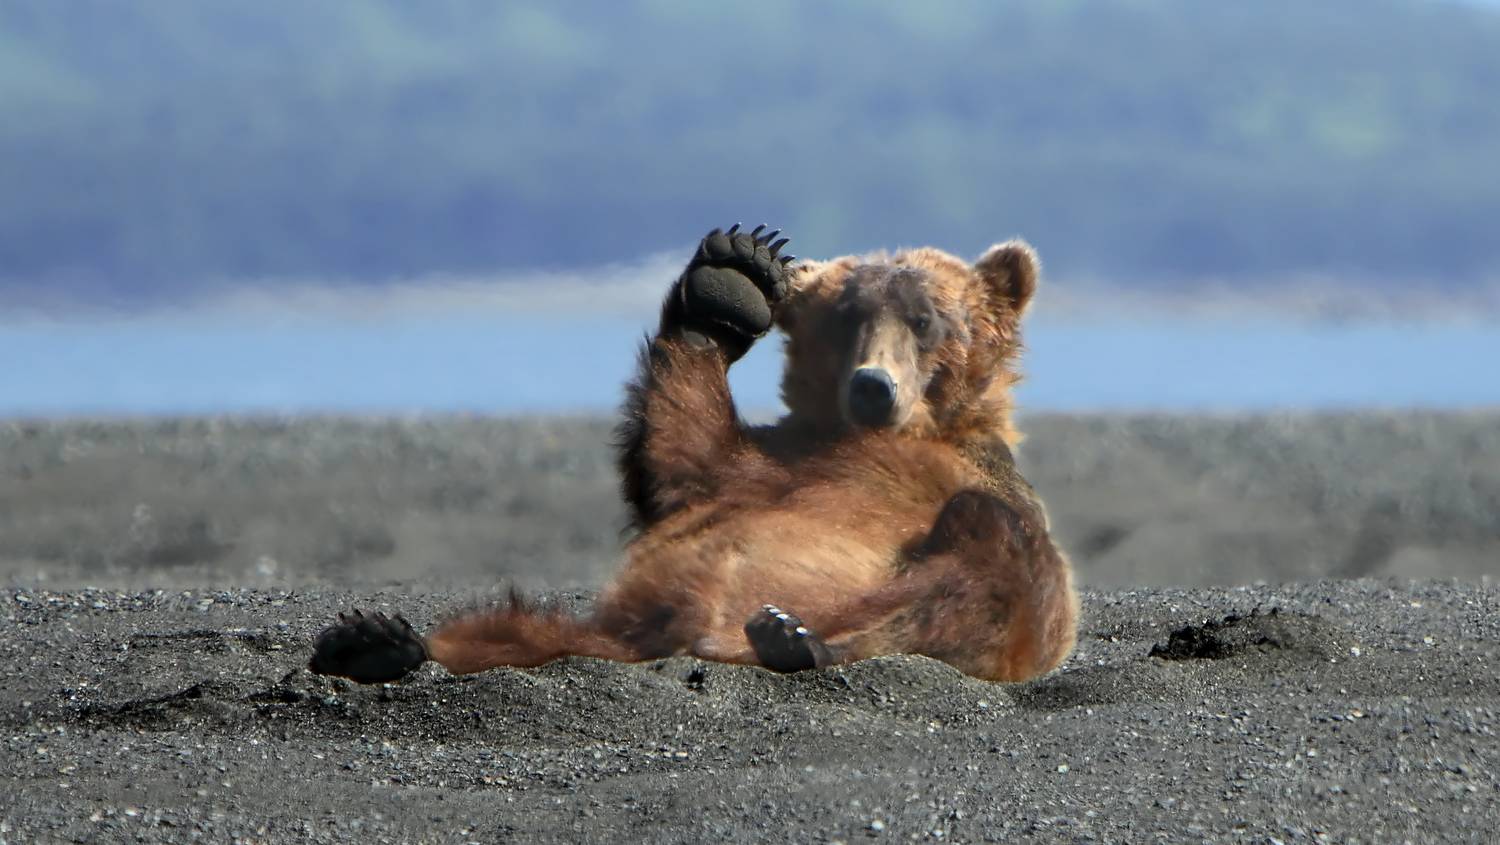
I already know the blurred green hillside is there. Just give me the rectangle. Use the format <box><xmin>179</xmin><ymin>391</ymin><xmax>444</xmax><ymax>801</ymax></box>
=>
<box><xmin>2</xmin><ymin>0</ymin><xmax>1498</xmax><ymax>301</ymax></box>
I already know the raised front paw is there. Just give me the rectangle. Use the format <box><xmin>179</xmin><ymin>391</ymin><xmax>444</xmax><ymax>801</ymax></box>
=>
<box><xmin>745</xmin><ymin>604</ymin><xmax>834</xmax><ymax>672</ymax></box>
<box><xmin>308</xmin><ymin>609</ymin><xmax>428</xmax><ymax>684</ymax></box>
<box><xmin>675</xmin><ymin>224</ymin><xmax>794</xmax><ymax>353</ymax></box>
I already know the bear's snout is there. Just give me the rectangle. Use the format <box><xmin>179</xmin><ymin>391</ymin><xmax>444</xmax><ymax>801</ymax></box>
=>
<box><xmin>848</xmin><ymin>367</ymin><xmax>898</xmax><ymax>427</ymax></box>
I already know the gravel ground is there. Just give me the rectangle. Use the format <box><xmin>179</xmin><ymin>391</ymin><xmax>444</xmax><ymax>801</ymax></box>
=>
<box><xmin>2</xmin><ymin>413</ymin><xmax>1497</xmax><ymax>590</ymax></box>
<box><xmin>2</xmin><ymin>580</ymin><xmax>1497</xmax><ymax>843</ymax></box>
<box><xmin>1</xmin><ymin>414</ymin><xmax>1497</xmax><ymax>843</ymax></box>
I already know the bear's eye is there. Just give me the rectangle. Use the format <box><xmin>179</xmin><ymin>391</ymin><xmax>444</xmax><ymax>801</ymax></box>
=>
<box><xmin>911</xmin><ymin>313</ymin><xmax>931</xmax><ymax>334</ymax></box>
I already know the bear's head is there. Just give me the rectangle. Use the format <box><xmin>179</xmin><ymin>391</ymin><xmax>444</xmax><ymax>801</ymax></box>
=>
<box><xmin>774</xmin><ymin>240</ymin><xmax>1038</xmax><ymax>443</ymax></box>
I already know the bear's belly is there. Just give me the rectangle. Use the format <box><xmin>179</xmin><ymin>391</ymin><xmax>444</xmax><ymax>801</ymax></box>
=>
<box><xmin>612</xmin><ymin>475</ymin><xmax>945</xmax><ymax>634</ymax></box>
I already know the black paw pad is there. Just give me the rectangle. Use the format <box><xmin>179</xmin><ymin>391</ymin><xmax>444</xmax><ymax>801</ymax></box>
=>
<box><xmin>745</xmin><ymin>604</ymin><xmax>833</xmax><ymax>673</ymax></box>
<box><xmin>308</xmin><ymin>610</ymin><xmax>428</xmax><ymax>684</ymax></box>
<box><xmin>678</xmin><ymin>224</ymin><xmax>793</xmax><ymax>345</ymax></box>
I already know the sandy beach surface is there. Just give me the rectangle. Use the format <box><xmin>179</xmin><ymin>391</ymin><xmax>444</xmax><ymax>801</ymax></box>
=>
<box><xmin>3</xmin><ymin>581</ymin><xmax>1497</xmax><ymax>843</ymax></box>
<box><xmin>2</xmin><ymin>415</ymin><xmax>1497</xmax><ymax>843</ymax></box>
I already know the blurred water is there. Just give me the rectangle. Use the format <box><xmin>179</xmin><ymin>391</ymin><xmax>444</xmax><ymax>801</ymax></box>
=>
<box><xmin>2</xmin><ymin>313</ymin><xmax>1496</xmax><ymax>416</ymax></box>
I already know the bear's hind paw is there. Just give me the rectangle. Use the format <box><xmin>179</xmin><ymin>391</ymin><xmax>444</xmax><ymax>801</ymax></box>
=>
<box><xmin>308</xmin><ymin>609</ymin><xmax>428</xmax><ymax>684</ymax></box>
<box><xmin>745</xmin><ymin>604</ymin><xmax>834</xmax><ymax>672</ymax></box>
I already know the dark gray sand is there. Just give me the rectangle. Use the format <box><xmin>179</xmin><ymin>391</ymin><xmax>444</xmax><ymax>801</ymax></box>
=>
<box><xmin>3</xmin><ymin>581</ymin><xmax>1497</xmax><ymax>843</ymax></box>
<box><xmin>1</xmin><ymin>415</ymin><xmax>1498</xmax><ymax>842</ymax></box>
<box><xmin>3</xmin><ymin>413</ymin><xmax>1498</xmax><ymax>590</ymax></box>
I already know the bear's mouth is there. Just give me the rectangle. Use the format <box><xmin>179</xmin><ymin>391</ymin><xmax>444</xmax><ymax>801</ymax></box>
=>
<box><xmin>839</xmin><ymin>313</ymin><xmax>927</xmax><ymax>430</ymax></box>
<box><xmin>846</xmin><ymin>366</ymin><xmax>898</xmax><ymax>428</ymax></box>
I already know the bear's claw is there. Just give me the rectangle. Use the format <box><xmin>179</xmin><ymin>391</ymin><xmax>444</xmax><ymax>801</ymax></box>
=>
<box><xmin>308</xmin><ymin>609</ymin><xmax>428</xmax><ymax>684</ymax></box>
<box><xmin>745</xmin><ymin>604</ymin><xmax>834</xmax><ymax>672</ymax></box>
<box><xmin>677</xmin><ymin>223</ymin><xmax>792</xmax><ymax>353</ymax></box>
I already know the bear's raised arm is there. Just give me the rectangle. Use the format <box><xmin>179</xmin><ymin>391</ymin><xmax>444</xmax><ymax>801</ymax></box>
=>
<box><xmin>615</xmin><ymin>225</ymin><xmax>794</xmax><ymax>531</ymax></box>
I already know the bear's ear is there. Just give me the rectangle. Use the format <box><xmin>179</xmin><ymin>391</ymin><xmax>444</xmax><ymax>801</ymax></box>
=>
<box><xmin>973</xmin><ymin>240</ymin><xmax>1039</xmax><ymax>316</ymax></box>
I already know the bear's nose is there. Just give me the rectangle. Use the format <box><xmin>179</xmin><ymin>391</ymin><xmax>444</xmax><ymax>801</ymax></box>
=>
<box><xmin>848</xmin><ymin>367</ymin><xmax>897</xmax><ymax>427</ymax></box>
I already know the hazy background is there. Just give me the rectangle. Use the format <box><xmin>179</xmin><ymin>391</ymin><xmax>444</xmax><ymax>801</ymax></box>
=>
<box><xmin>2</xmin><ymin>0</ymin><xmax>1498</xmax><ymax>416</ymax></box>
<box><xmin>1</xmin><ymin>1</ymin><xmax>1497</xmax><ymax>589</ymax></box>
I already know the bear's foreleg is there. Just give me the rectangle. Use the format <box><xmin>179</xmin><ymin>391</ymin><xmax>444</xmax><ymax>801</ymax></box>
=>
<box><xmin>616</xmin><ymin>225</ymin><xmax>793</xmax><ymax>529</ymax></box>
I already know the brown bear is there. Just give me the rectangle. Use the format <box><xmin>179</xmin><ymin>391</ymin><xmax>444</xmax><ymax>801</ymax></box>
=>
<box><xmin>309</xmin><ymin>225</ymin><xmax>1078</xmax><ymax>684</ymax></box>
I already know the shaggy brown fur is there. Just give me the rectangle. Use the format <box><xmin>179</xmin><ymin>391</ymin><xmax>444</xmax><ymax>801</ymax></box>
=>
<box><xmin>410</xmin><ymin>233</ymin><xmax>1078</xmax><ymax>683</ymax></box>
